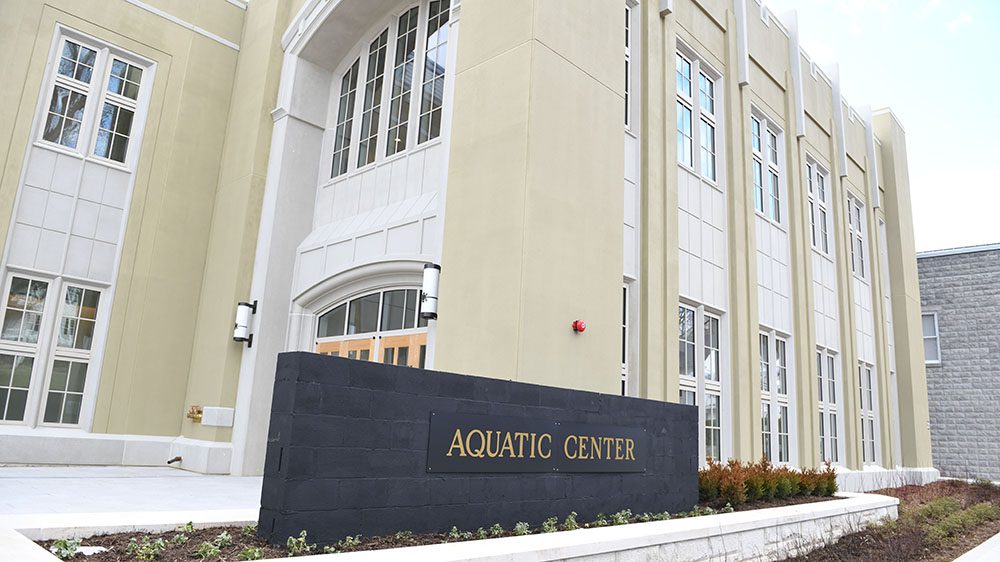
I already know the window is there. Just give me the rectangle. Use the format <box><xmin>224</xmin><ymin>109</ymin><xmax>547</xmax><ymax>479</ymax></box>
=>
<box><xmin>848</xmin><ymin>197</ymin><xmax>866</xmax><ymax>278</ymax></box>
<box><xmin>750</xmin><ymin>113</ymin><xmax>782</xmax><ymax>223</ymax></box>
<box><xmin>676</xmin><ymin>50</ymin><xmax>719</xmax><ymax>182</ymax></box>
<box><xmin>624</xmin><ymin>4</ymin><xmax>632</xmax><ymax>128</ymax></box>
<box><xmin>418</xmin><ymin>0</ymin><xmax>451</xmax><ymax>143</ymax></box>
<box><xmin>817</xmin><ymin>348</ymin><xmax>840</xmax><ymax>464</ymax></box>
<box><xmin>40</xmin><ymin>34</ymin><xmax>149</xmax><ymax>164</ymax></box>
<box><xmin>858</xmin><ymin>362</ymin><xmax>879</xmax><ymax>464</ymax></box>
<box><xmin>0</xmin><ymin>276</ymin><xmax>103</xmax><ymax>426</ymax></box>
<box><xmin>679</xmin><ymin>305</ymin><xmax>726</xmax><ymax>462</ymax></box>
<box><xmin>357</xmin><ymin>29</ymin><xmax>389</xmax><ymax>168</ymax></box>
<box><xmin>621</xmin><ymin>284</ymin><xmax>629</xmax><ymax>396</ymax></box>
<box><xmin>315</xmin><ymin>288</ymin><xmax>429</xmax><ymax>368</ymax></box>
<box><xmin>330</xmin><ymin>59</ymin><xmax>360</xmax><ymax>177</ymax></box>
<box><xmin>806</xmin><ymin>158</ymin><xmax>832</xmax><ymax>254</ymax></box>
<box><xmin>330</xmin><ymin>1</ymin><xmax>454</xmax><ymax>178</ymax></box>
<box><xmin>386</xmin><ymin>7</ymin><xmax>420</xmax><ymax>157</ymax></box>
<box><xmin>922</xmin><ymin>313</ymin><xmax>940</xmax><ymax>364</ymax></box>
<box><xmin>760</xmin><ymin>330</ymin><xmax>792</xmax><ymax>463</ymax></box>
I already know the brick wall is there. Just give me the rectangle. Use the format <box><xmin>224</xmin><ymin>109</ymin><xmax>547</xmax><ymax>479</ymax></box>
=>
<box><xmin>918</xmin><ymin>248</ymin><xmax>1000</xmax><ymax>480</ymax></box>
<box><xmin>258</xmin><ymin>353</ymin><xmax>698</xmax><ymax>546</ymax></box>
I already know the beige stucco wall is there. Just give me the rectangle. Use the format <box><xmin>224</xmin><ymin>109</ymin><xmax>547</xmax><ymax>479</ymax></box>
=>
<box><xmin>434</xmin><ymin>0</ymin><xmax>624</xmax><ymax>394</ymax></box>
<box><xmin>0</xmin><ymin>0</ymin><xmax>247</xmax><ymax>439</ymax></box>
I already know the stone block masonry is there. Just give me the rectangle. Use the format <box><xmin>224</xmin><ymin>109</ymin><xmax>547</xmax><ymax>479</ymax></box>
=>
<box><xmin>918</xmin><ymin>248</ymin><xmax>1000</xmax><ymax>481</ymax></box>
<box><xmin>257</xmin><ymin>353</ymin><xmax>698</xmax><ymax>546</ymax></box>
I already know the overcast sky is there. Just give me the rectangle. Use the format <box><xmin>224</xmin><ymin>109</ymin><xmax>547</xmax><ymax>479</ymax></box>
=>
<box><xmin>761</xmin><ymin>0</ymin><xmax>999</xmax><ymax>252</ymax></box>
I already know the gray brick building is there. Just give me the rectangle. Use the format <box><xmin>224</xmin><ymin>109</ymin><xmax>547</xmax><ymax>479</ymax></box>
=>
<box><xmin>917</xmin><ymin>244</ymin><xmax>1000</xmax><ymax>481</ymax></box>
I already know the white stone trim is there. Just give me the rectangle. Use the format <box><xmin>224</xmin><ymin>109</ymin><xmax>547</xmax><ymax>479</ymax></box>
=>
<box><xmin>122</xmin><ymin>0</ymin><xmax>240</xmax><ymax>51</ymax></box>
<box><xmin>917</xmin><ymin>243</ymin><xmax>1000</xmax><ymax>259</ymax></box>
<box><xmin>253</xmin><ymin>493</ymin><xmax>898</xmax><ymax>562</ymax></box>
<box><xmin>0</xmin><ymin>528</ymin><xmax>57</xmax><ymax>561</ymax></box>
<box><xmin>0</xmin><ymin>429</ymin><xmax>232</xmax><ymax>474</ymax></box>
<box><xmin>835</xmin><ymin>466</ymin><xmax>939</xmax><ymax>492</ymax></box>
<box><xmin>9</xmin><ymin>509</ymin><xmax>257</xmax><ymax>542</ymax></box>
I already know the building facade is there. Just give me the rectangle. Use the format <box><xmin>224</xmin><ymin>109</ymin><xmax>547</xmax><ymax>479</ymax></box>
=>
<box><xmin>0</xmin><ymin>0</ymin><xmax>934</xmax><ymax>487</ymax></box>
<box><xmin>918</xmin><ymin>244</ymin><xmax>1000</xmax><ymax>481</ymax></box>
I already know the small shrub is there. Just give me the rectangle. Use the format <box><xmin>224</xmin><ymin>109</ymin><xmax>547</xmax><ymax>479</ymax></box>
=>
<box><xmin>925</xmin><ymin>502</ymin><xmax>1000</xmax><ymax>545</ymax></box>
<box><xmin>178</xmin><ymin>522</ymin><xmax>196</xmax><ymax>534</ymax></box>
<box><xmin>489</xmin><ymin>523</ymin><xmax>505</xmax><ymax>537</ymax></box>
<box><xmin>51</xmin><ymin>538</ymin><xmax>81</xmax><ymax>560</ymax></box>
<box><xmin>127</xmin><ymin>537</ymin><xmax>167</xmax><ymax>561</ymax></box>
<box><xmin>193</xmin><ymin>541</ymin><xmax>221</xmax><ymax>560</ymax></box>
<box><xmin>610</xmin><ymin>509</ymin><xmax>632</xmax><ymax>525</ymax></box>
<box><xmin>820</xmin><ymin>461</ymin><xmax>838</xmax><ymax>496</ymax></box>
<box><xmin>561</xmin><ymin>512</ymin><xmax>579</xmax><ymax>531</ymax></box>
<box><xmin>241</xmin><ymin>524</ymin><xmax>257</xmax><ymax>537</ymax></box>
<box><xmin>541</xmin><ymin>517</ymin><xmax>558</xmax><ymax>533</ymax></box>
<box><xmin>636</xmin><ymin>512</ymin><xmax>652</xmax><ymax>522</ymax></box>
<box><xmin>652</xmin><ymin>511</ymin><xmax>671</xmax><ymax>521</ymax></box>
<box><xmin>459</xmin><ymin>531</ymin><xmax>473</xmax><ymax>540</ymax></box>
<box><xmin>720</xmin><ymin>503</ymin><xmax>735</xmax><ymax>513</ymax></box>
<box><xmin>591</xmin><ymin>513</ymin><xmax>609</xmax><ymax>527</ymax></box>
<box><xmin>337</xmin><ymin>534</ymin><xmax>362</xmax><ymax>550</ymax></box>
<box><xmin>286</xmin><ymin>530</ymin><xmax>316</xmax><ymax>557</ymax></box>
<box><xmin>448</xmin><ymin>526</ymin><xmax>462</xmax><ymax>540</ymax></box>
<box><xmin>393</xmin><ymin>530</ymin><xmax>413</xmax><ymax>541</ymax></box>
<box><xmin>475</xmin><ymin>527</ymin><xmax>488</xmax><ymax>539</ymax></box>
<box><xmin>513</xmin><ymin>521</ymin><xmax>531</xmax><ymax>536</ymax></box>
<box><xmin>213</xmin><ymin>530</ymin><xmax>233</xmax><ymax>548</ymax></box>
<box><xmin>322</xmin><ymin>546</ymin><xmax>337</xmax><ymax>554</ymax></box>
<box><xmin>907</xmin><ymin>496</ymin><xmax>963</xmax><ymax>525</ymax></box>
<box><xmin>237</xmin><ymin>546</ymin><xmax>264</xmax><ymax>561</ymax></box>
<box><xmin>169</xmin><ymin>532</ymin><xmax>189</xmax><ymax>546</ymax></box>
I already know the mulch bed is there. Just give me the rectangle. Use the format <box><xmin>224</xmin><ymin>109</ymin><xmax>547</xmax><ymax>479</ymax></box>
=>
<box><xmin>786</xmin><ymin>480</ymin><xmax>1000</xmax><ymax>562</ymax></box>
<box><xmin>39</xmin><ymin>494</ymin><xmax>839</xmax><ymax>561</ymax></box>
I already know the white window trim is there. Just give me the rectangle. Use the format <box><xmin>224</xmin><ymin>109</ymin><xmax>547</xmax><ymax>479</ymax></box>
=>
<box><xmin>679</xmin><ymin>301</ymin><xmax>730</xmax><ymax>465</ymax></box>
<box><xmin>675</xmin><ymin>41</ymin><xmax>724</xmax><ymax>187</ymax></box>
<box><xmin>922</xmin><ymin>312</ymin><xmax>941</xmax><ymax>365</ymax></box>
<box><xmin>34</xmin><ymin>27</ymin><xmax>155</xmax><ymax>172</ymax></box>
<box><xmin>816</xmin><ymin>347</ymin><xmax>845</xmax><ymax>466</ymax></box>
<box><xmin>749</xmin><ymin>108</ymin><xmax>785</xmax><ymax>228</ymax></box>
<box><xmin>759</xmin><ymin>327</ymin><xmax>797</xmax><ymax>466</ymax></box>
<box><xmin>847</xmin><ymin>195</ymin><xmax>868</xmax><ymax>280</ymax></box>
<box><xmin>327</xmin><ymin>1</ymin><xmax>453</xmax><ymax>182</ymax></box>
<box><xmin>806</xmin><ymin>156</ymin><xmax>833</xmax><ymax>257</ymax></box>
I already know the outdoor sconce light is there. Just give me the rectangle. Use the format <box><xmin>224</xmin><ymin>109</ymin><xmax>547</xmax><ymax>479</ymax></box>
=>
<box><xmin>572</xmin><ymin>320</ymin><xmax>587</xmax><ymax>333</ymax></box>
<box><xmin>233</xmin><ymin>300</ymin><xmax>257</xmax><ymax>347</ymax></box>
<box><xmin>421</xmin><ymin>263</ymin><xmax>441</xmax><ymax>320</ymax></box>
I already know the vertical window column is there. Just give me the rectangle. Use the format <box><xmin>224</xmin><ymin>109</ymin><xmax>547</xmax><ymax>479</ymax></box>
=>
<box><xmin>357</xmin><ymin>29</ymin><xmax>390</xmax><ymax>167</ymax></box>
<box><xmin>386</xmin><ymin>7</ymin><xmax>420</xmax><ymax>157</ymax></box>
<box><xmin>330</xmin><ymin>59</ymin><xmax>360</xmax><ymax>177</ymax></box>
<box><xmin>417</xmin><ymin>0</ymin><xmax>451</xmax><ymax>143</ymax></box>
<box><xmin>858</xmin><ymin>362</ymin><xmax>879</xmax><ymax>464</ymax></box>
<box><xmin>760</xmin><ymin>330</ymin><xmax>792</xmax><ymax>463</ymax></box>
<box><xmin>675</xmin><ymin>50</ymin><xmax>719</xmax><ymax>183</ymax></box>
<box><xmin>679</xmin><ymin>305</ymin><xmax>725</xmax><ymax>463</ymax></box>
<box><xmin>817</xmin><ymin>349</ymin><xmax>840</xmax><ymax>464</ymax></box>
<box><xmin>750</xmin><ymin>115</ymin><xmax>783</xmax><ymax>224</ymax></box>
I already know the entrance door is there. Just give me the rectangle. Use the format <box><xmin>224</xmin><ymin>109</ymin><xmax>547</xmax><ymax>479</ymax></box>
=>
<box><xmin>378</xmin><ymin>333</ymin><xmax>427</xmax><ymax>368</ymax></box>
<box><xmin>315</xmin><ymin>336</ymin><xmax>376</xmax><ymax>361</ymax></box>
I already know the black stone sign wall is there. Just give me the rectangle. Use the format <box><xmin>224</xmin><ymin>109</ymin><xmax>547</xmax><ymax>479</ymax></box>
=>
<box><xmin>258</xmin><ymin>352</ymin><xmax>698</xmax><ymax>546</ymax></box>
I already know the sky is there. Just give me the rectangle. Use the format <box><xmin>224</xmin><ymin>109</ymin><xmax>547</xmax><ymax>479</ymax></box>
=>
<box><xmin>760</xmin><ymin>0</ymin><xmax>1000</xmax><ymax>252</ymax></box>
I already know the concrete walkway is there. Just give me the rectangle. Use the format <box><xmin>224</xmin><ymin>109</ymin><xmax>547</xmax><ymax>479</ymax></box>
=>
<box><xmin>0</xmin><ymin>466</ymin><xmax>261</xmax><ymax>540</ymax></box>
<box><xmin>955</xmin><ymin>530</ymin><xmax>1000</xmax><ymax>562</ymax></box>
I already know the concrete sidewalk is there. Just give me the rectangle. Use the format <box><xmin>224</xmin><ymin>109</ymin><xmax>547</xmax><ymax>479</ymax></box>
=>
<box><xmin>955</xmin><ymin>530</ymin><xmax>1000</xmax><ymax>562</ymax></box>
<box><xmin>0</xmin><ymin>466</ymin><xmax>261</xmax><ymax>540</ymax></box>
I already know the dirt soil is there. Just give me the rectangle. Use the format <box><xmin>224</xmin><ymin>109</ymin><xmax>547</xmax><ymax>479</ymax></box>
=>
<box><xmin>787</xmin><ymin>480</ymin><xmax>1000</xmax><ymax>562</ymax></box>
<box><xmin>39</xmin><ymin>494</ymin><xmax>839</xmax><ymax>561</ymax></box>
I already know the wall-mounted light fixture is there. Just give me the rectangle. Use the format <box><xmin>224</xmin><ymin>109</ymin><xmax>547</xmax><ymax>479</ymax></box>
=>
<box><xmin>233</xmin><ymin>300</ymin><xmax>257</xmax><ymax>347</ymax></box>
<box><xmin>421</xmin><ymin>263</ymin><xmax>441</xmax><ymax>320</ymax></box>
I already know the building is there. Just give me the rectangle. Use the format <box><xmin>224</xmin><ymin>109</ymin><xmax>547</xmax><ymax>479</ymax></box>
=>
<box><xmin>918</xmin><ymin>244</ymin><xmax>1000</xmax><ymax>481</ymax></box>
<box><xmin>0</xmin><ymin>0</ymin><xmax>935</xmax><ymax>488</ymax></box>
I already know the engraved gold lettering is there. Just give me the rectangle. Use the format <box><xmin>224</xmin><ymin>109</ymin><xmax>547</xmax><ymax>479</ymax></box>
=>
<box><xmin>500</xmin><ymin>432</ymin><xmax>516</xmax><ymax>458</ymax></box>
<box><xmin>590</xmin><ymin>436</ymin><xmax>601</xmax><ymax>459</ymax></box>
<box><xmin>625</xmin><ymin>438</ymin><xmax>635</xmax><ymax>461</ymax></box>
<box><xmin>578</xmin><ymin>434</ymin><xmax>588</xmax><ymax>459</ymax></box>
<box><xmin>564</xmin><ymin>435</ymin><xmax>578</xmax><ymax>459</ymax></box>
<box><xmin>513</xmin><ymin>432</ymin><xmax>529</xmax><ymax>458</ymax></box>
<box><xmin>466</xmin><ymin>428</ymin><xmax>486</xmax><ymax>458</ymax></box>
<box><xmin>615</xmin><ymin>438</ymin><xmax>623</xmax><ymax>460</ymax></box>
<box><xmin>538</xmin><ymin>433</ymin><xmax>552</xmax><ymax>459</ymax></box>
<box><xmin>485</xmin><ymin>430</ymin><xmax>501</xmax><ymax>458</ymax></box>
<box><xmin>529</xmin><ymin>432</ymin><xmax>538</xmax><ymax>458</ymax></box>
<box><xmin>447</xmin><ymin>429</ymin><xmax>467</xmax><ymax>457</ymax></box>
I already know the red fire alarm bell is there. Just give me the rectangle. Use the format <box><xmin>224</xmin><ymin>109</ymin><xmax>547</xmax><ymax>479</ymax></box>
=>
<box><xmin>572</xmin><ymin>320</ymin><xmax>587</xmax><ymax>333</ymax></box>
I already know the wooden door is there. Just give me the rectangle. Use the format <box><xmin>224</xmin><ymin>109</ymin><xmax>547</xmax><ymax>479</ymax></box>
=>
<box><xmin>315</xmin><ymin>337</ymin><xmax>376</xmax><ymax>361</ymax></box>
<box><xmin>378</xmin><ymin>333</ymin><xmax>427</xmax><ymax>368</ymax></box>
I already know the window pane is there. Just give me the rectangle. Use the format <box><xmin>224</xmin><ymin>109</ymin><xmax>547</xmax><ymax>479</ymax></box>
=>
<box><xmin>44</xmin><ymin>392</ymin><xmax>64</xmax><ymax>423</ymax></box>
<box><xmin>6</xmin><ymin>389</ymin><xmax>28</xmax><ymax>421</ymax></box>
<box><xmin>921</xmin><ymin>314</ymin><xmax>936</xmax><ymax>336</ymax></box>
<box><xmin>924</xmin><ymin>340</ymin><xmax>939</xmax><ymax>362</ymax></box>
<box><xmin>348</xmin><ymin>293</ymin><xmax>380</xmax><ymax>334</ymax></box>
<box><xmin>63</xmin><ymin>393</ymin><xmax>83</xmax><ymax>424</ymax></box>
<box><xmin>12</xmin><ymin>356</ymin><xmax>32</xmax><ymax>388</ymax></box>
<box><xmin>380</xmin><ymin>290</ymin><xmax>407</xmax><ymax>332</ymax></box>
<box><xmin>50</xmin><ymin>360</ymin><xmax>70</xmax><ymax>391</ymax></box>
<box><xmin>317</xmin><ymin>304</ymin><xmax>347</xmax><ymax>338</ymax></box>
<box><xmin>59</xmin><ymin>317</ymin><xmax>78</xmax><ymax>348</ymax></box>
<box><xmin>0</xmin><ymin>355</ymin><xmax>10</xmax><ymax>387</ymax></box>
<box><xmin>64</xmin><ymin>286</ymin><xmax>84</xmax><ymax>318</ymax></box>
<box><xmin>69</xmin><ymin>362</ymin><xmax>87</xmax><ymax>393</ymax></box>
<box><xmin>403</xmin><ymin>289</ymin><xmax>418</xmax><ymax>330</ymax></box>
<box><xmin>1</xmin><ymin>310</ymin><xmax>22</xmax><ymax>341</ymax></box>
<box><xmin>358</xmin><ymin>29</ymin><xmax>390</xmax><ymax>166</ymax></box>
<box><xmin>81</xmin><ymin>290</ymin><xmax>100</xmax><ymax>320</ymax></box>
<box><xmin>75</xmin><ymin>319</ymin><xmax>95</xmax><ymax>350</ymax></box>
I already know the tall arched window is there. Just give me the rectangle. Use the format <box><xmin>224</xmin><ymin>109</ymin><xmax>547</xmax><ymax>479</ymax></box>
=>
<box><xmin>315</xmin><ymin>288</ymin><xmax>428</xmax><ymax>368</ymax></box>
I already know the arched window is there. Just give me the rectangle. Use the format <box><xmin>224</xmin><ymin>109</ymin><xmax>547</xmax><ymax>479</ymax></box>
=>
<box><xmin>315</xmin><ymin>288</ymin><xmax>428</xmax><ymax>368</ymax></box>
<box><xmin>330</xmin><ymin>0</ymin><xmax>453</xmax><ymax>179</ymax></box>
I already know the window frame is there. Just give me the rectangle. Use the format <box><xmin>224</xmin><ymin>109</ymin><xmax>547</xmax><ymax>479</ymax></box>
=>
<box><xmin>806</xmin><ymin>156</ymin><xmax>832</xmax><ymax>256</ymax></box>
<box><xmin>675</xmin><ymin>43</ymin><xmax>722</xmax><ymax>185</ymax></box>
<box><xmin>679</xmin><ymin>302</ymin><xmax>728</xmax><ymax>464</ymax></box>
<box><xmin>35</xmin><ymin>29</ymin><xmax>153</xmax><ymax>171</ymax></box>
<box><xmin>759</xmin><ymin>327</ymin><xmax>794</xmax><ymax>464</ymax></box>
<box><xmin>847</xmin><ymin>195</ymin><xmax>867</xmax><ymax>280</ymax></box>
<box><xmin>922</xmin><ymin>312</ymin><xmax>941</xmax><ymax>365</ymax></box>
<box><xmin>858</xmin><ymin>361</ymin><xmax>880</xmax><ymax>465</ymax></box>
<box><xmin>816</xmin><ymin>347</ymin><xmax>843</xmax><ymax>465</ymax></box>
<box><xmin>749</xmin><ymin>109</ymin><xmax>784</xmax><ymax>226</ymax></box>
<box><xmin>326</xmin><ymin>1</ymin><xmax>453</xmax><ymax>182</ymax></box>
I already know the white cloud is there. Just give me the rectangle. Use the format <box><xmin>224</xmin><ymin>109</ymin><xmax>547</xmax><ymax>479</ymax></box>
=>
<box><xmin>945</xmin><ymin>10</ymin><xmax>973</xmax><ymax>32</ymax></box>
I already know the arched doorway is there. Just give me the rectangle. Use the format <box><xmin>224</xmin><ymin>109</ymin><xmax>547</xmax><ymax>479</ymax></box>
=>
<box><xmin>315</xmin><ymin>287</ymin><xmax>428</xmax><ymax>368</ymax></box>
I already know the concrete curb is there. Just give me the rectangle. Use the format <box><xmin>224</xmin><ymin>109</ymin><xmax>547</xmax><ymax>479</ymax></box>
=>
<box><xmin>0</xmin><ymin>527</ymin><xmax>59</xmax><ymax>561</ymax></box>
<box><xmin>4</xmin><ymin>508</ymin><xmax>258</xmax><ymax>541</ymax></box>
<box><xmin>954</xmin><ymin>530</ymin><xmax>1000</xmax><ymax>562</ymax></box>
